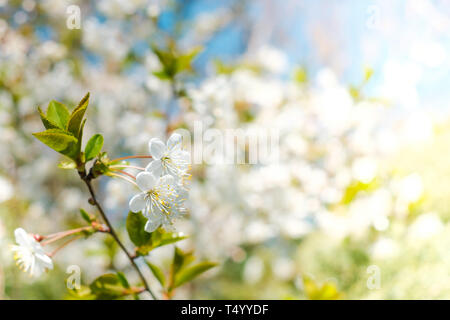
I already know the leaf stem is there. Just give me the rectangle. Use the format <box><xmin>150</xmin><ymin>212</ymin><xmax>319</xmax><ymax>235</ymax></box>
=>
<box><xmin>79</xmin><ymin>171</ymin><xmax>157</xmax><ymax>300</ymax></box>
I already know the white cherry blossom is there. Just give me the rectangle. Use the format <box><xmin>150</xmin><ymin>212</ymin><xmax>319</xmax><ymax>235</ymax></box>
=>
<box><xmin>129</xmin><ymin>172</ymin><xmax>187</xmax><ymax>232</ymax></box>
<box><xmin>10</xmin><ymin>228</ymin><xmax>53</xmax><ymax>277</ymax></box>
<box><xmin>146</xmin><ymin>133</ymin><xmax>190</xmax><ymax>180</ymax></box>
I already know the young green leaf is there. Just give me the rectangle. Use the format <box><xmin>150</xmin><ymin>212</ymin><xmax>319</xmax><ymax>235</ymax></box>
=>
<box><xmin>58</xmin><ymin>160</ymin><xmax>77</xmax><ymax>169</ymax></box>
<box><xmin>173</xmin><ymin>262</ymin><xmax>217</xmax><ymax>288</ymax></box>
<box><xmin>33</xmin><ymin>129</ymin><xmax>78</xmax><ymax>159</ymax></box>
<box><xmin>126</xmin><ymin>211</ymin><xmax>151</xmax><ymax>247</ymax></box>
<box><xmin>136</xmin><ymin>229</ymin><xmax>187</xmax><ymax>256</ymax></box>
<box><xmin>172</xmin><ymin>247</ymin><xmax>195</xmax><ymax>276</ymax></box>
<box><xmin>47</xmin><ymin>100</ymin><xmax>70</xmax><ymax>129</ymax></box>
<box><xmin>89</xmin><ymin>273</ymin><xmax>125</xmax><ymax>300</ymax></box>
<box><xmin>79</xmin><ymin>209</ymin><xmax>92</xmax><ymax>223</ymax></box>
<box><xmin>145</xmin><ymin>261</ymin><xmax>165</xmax><ymax>287</ymax></box>
<box><xmin>85</xmin><ymin>134</ymin><xmax>104</xmax><ymax>161</ymax></box>
<box><xmin>175</xmin><ymin>46</ymin><xmax>202</xmax><ymax>73</ymax></box>
<box><xmin>67</xmin><ymin>93</ymin><xmax>90</xmax><ymax>136</ymax></box>
<box><xmin>116</xmin><ymin>271</ymin><xmax>130</xmax><ymax>289</ymax></box>
<box><xmin>38</xmin><ymin>107</ymin><xmax>60</xmax><ymax>130</ymax></box>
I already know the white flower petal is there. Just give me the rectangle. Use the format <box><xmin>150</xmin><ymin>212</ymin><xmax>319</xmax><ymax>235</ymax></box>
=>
<box><xmin>136</xmin><ymin>172</ymin><xmax>156</xmax><ymax>191</ymax></box>
<box><xmin>167</xmin><ymin>133</ymin><xmax>182</xmax><ymax>151</ymax></box>
<box><xmin>144</xmin><ymin>219</ymin><xmax>160</xmax><ymax>233</ymax></box>
<box><xmin>14</xmin><ymin>228</ymin><xmax>32</xmax><ymax>247</ymax></box>
<box><xmin>129</xmin><ymin>192</ymin><xmax>147</xmax><ymax>212</ymax></box>
<box><xmin>149</xmin><ymin>138</ymin><xmax>166</xmax><ymax>160</ymax></box>
<box><xmin>35</xmin><ymin>253</ymin><xmax>53</xmax><ymax>270</ymax></box>
<box><xmin>145</xmin><ymin>159</ymin><xmax>163</xmax><ymax>177</ymax></box>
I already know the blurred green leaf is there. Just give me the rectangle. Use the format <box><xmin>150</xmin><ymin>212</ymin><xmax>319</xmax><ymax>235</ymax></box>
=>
<box><xmin>126</xmin><ymin>211</ymin><xmax>151</xmax><ymax>247</ymax></box>
<box><xmin>173</xmin><ymin>261</ymin><xmax>217</xmax><ymax>288</ymax></box>
<box><xmin>116</xmin><ymin>271</ymin><xmax>130</xmax><ymax>289</ymax></box>
<box><xmin>175</xmin><ymin>46</ymin><xmax>202</xmax><ymax>73</ymax></box>
<box><xmin>89</xmin><ymin>273</ymin><xmax>125</xmax><ymax>300</ymax></box>
<box><xmin>79</xmin><ymin>208</ymin><xmax>92</xmax><ymax>223</ymax></box>
<box><xmin>47</xmin><ymin>100</ymin><xmax>70</xmax><ymax>129</ymax></box>
<box><xmin>66</xmin><ymin>285</ymin><xmax>96</xmax><ymax>300</ymax></box>
<box><xmin>58</xmin><ymin>160</ymin><xmax>77</xmax><ymax>169</ymax></box>
<box><xmin>136</xmin><ymin>229</ymin><xmax>187</xmax><ymax>256</ymax></box>
<box><xmin>172</xmin><ymin>247</ymin><xmax>195</xmax><ymax>276</ymax></box>
<box><xmin>85</xmin><ymin>134</ymin><xmax>104</xmax><ymax>161</ymax></box>
<box><xmin>303</xmin><ymin>276</ymin><xmax>342</xmax><ymax>300</ymax></box>
<box><xmin>146</xmin><ymin>261</ymin><xmax>165</xmax><ymax>287</ymax></box>
<box><xmin>33</xmin><ymin>129</ymin><xmax>78</xmax><ymax>159</ymax></box>
<box><xmin>67</xmin><ymin>92</ymin><xmax>89</xmax><ymax>136</ymax></box>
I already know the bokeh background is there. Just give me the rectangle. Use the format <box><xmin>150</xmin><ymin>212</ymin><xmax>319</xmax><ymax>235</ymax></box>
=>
<box><xmin>1</xmin><ymin>0</ymin><xmax>450</xmax><ymax>299</ymax></box>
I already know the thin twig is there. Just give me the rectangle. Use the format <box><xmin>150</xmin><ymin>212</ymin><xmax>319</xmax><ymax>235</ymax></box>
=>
<box><xmin>79</xmin><ymin>172</ymin><xmax>157</xmax><ymax>300</ymax></box>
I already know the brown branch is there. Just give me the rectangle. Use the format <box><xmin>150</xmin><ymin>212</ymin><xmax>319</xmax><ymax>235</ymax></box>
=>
<box><xmin>79</xmin><ymin>170</ymin><xmax>157</xmax><ymax>300</ymax></box>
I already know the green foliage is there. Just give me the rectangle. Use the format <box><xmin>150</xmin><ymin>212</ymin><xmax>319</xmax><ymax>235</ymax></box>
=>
<box><xmin>152</xmin><ymin>44</ymin><xmax>201</xmax><ymax>80</ymax></box>
<box><xmin>126</xmin><ymin>211</ymin><xmax>187</xmax><ymax>256</ymax></box>
<box><xmin>85</xmin><ymin>134</ymin><xmax>104</xmax><ymax>161</ymax></box>
<box><xmin>89</xmin><ymin>273</ymin><xmax>127</xmax><ymax>300</ymax></box>
<box><xmin>168</xmin><ymin>247</ymin><xmax>217</xmax><ymax>292</ymax></box>
<box><xmin>126</xmin><ymin>211</ymin><xmax>151</xmax><ymax>247</ymax></box>
<box><xmin>79</xmin><ymin>208</ymin><xmax>95</xmax><ymax>224</ymax></box>
<box><xmin>32</xmin><ymin>129</ymin><xmax>79</xmax><ymax>159</ymax></box>
<box><xmin>67</xmin><ymin>93</ymin><xmax>90</xmax><ymax>136</ymax></box>
<box><xmin>47</xmin><ymin>100</ymin><xmax>70</xmax><ymax>129</ymax></box>
<box><xmin>173</xmin><ymin>261</ymin><xmax>217</xmax><ymax>288</ymax></box>
<box><xmin>38</xmin><ymin>107</ymin><xmax>60</xmax><ymax>130</ymax></box>
<box><xmin>57</xmin><ymin>160</ymin><xmax>77</xmax><ymax>169</ymax></box>
<box><xmin>303</xmin><ymin>276</ymin><xmax>342</xmax><ymax>300</ymax></box>
<box><xmin>340</xmin><ymin>179</ymin><xmax>379</xmax><ymax>204</ymax></box>
<box><xmin>145</xmin><ymin>261</ymin><xmax>165</xmax><ymax>287</ymax></box>
<box><xmin>116</xmin><ymin>271</ymin><xmax>131</xmax><ymax>289</ymax></box>
<box><xmin>33</xmin><ymin>93</ymin><xmax>92</xmax><ymax>163</ymax></box>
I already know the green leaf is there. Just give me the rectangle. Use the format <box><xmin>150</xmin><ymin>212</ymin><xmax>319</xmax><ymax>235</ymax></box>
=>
<box><xmin>89</xmin><ymin>274</ymin><xmax>125</xmax><ymax>300</ymax></box>
<box><xmin>47</xmin><ymin>100</ymin><xmax>70</xmax><ymax>129</ymax></box>
<box><xmin>79</xmin><ymin>209</ymin><xmax>92</xmax><ymax>223</ymax></box>
<box><xmin>33</xmin><ymin>129</ymin><xmax>78</xmax><ymax>159</ymax></box>
<box><xmin>175</xmin><ymin>46</ymin><xmax>202</xmax><ymax>73</ymax></box>
<box><xmin>116</xmin><ymin>272</ymin><xmax>130</xmax><ymax>289</ymax></box>
<box><xmin>152</xmin><ymin>70</ymin><xmax>171</xmax><ymax>80</ymax></box>
<box><xmin>303</xmin><ymin>276</ymin><xmax>342</xmax><ymax>300</ymax></box>
<box><xmin>126</xmin><ymin>211</ymin><xmax>151</xmax><ymax>247</ymax></box>
<box><xmin>38</xmin><ymin>107</ymin><xmax>60</xmax><ymax>130</ymax></box>
<box><xmin>172</xmin><ymin>247</ymin><xmax>194</xmax><ymax>276</ymax></box>
<box><xmin>136</xmin><ymin>229</ymin><xmax>187</xmax><ymax>256</ymax></box>
<box><xmin>67</xmin><ymin>93</ymin><xmax>90</xmax><ymax>136</ymax></box>
<box><xmin>146</xmin><ymin>261</ymin><xmax>165</xmax><ymax>287</ymax></box>
<box><xmin>85</xmin><ymin>134</ymin><xmax>104</xmax><ymax>161</ymax></box>
<box><xmin>173</xmin><ymin>262</ymin><xmax>217</xmax><ymax>288</ymax></box>
<box><xmin>58</xmin><ymin>160</ymin><xmax>77</xmax><ymax>169</ymax></box>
